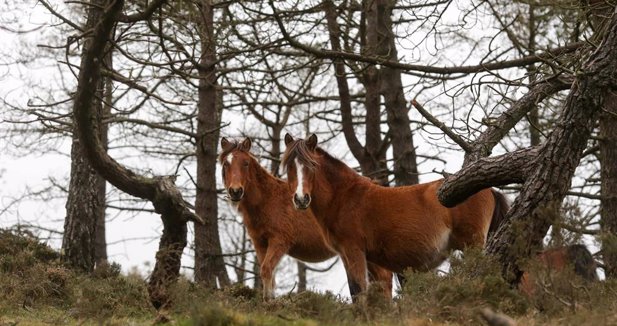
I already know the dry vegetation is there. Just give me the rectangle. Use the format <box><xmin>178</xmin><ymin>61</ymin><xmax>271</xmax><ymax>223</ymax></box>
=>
<box><xmin>1</xmin><ymin>229</ymin><xmax>616</xmax><ymax>326</ymax></box>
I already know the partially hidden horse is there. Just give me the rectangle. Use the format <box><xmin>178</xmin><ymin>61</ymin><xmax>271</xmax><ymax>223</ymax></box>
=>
<box><xmin>519</xmin><ymin>244</ymin><xmax>598</xmax><ymax>297</ymax></box>
<box><xmin>219</xmin><ymin>137</ymin><xmax>393</xmax><ymax>300</ymax></box>
<box><xmin>282</xmin><ymin>134</ymin><xmax>509</xmax><ymax>298</ymax></box>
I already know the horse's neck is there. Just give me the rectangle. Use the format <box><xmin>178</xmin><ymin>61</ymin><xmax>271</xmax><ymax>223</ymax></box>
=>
<box><xmin>238</xmin><ymin>163</ymin><xmax>281</xmax><ymax>217</ymax></box>
<box><xmin>312</xmin><ymin>158</ymin><xmax>368</xmax><ymax>217</ymax></box>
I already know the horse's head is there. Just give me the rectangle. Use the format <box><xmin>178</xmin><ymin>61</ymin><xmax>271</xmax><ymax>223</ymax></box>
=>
<box><xmin>282</xmin><ymin>133</ymin><xmax>319</xmax><ymax>210</ymax></box>
<box><xmin>219</xmin><ymin>137</ymin><xmax>253</xmax><ymax>202</ymax></box>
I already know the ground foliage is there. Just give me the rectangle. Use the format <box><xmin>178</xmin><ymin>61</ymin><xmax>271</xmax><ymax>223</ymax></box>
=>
<box><xmin>0</xmin><ymin>229</ymin><xmax>615</xmax><ymax>325</ymax></box>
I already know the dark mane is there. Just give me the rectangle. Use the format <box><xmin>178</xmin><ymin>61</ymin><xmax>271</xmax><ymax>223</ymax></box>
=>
<box><xmin>282</xmin><ymin>139</ymin><xmax>319</xmax><ymax>171</ymax></box>
<box><xmin>282</xmin><ymin>139</ymin><xmax>363</xmax><ymax>178</ymax></box>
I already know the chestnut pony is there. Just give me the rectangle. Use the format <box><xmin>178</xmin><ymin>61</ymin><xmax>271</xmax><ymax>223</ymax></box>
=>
<box><xmin>219</xmin><ymin>137</ymin><xmax>392</xmax><ymax>300</ymax></box>
<box><xmin>519</xmin><ymin>244</ymin><xmax>597</xmax><ymax>297</ymax></box>
<box><xmin>282</xmin><ymin>134</ymin><xmax>509</xmax><ymax>297</ymax></box>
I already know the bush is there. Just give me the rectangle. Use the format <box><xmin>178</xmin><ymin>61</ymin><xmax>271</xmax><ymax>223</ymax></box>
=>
<box><xmin>398</xmin><ymin>249</ymin><xmax>528</xmax><ymax>324</ymax></box>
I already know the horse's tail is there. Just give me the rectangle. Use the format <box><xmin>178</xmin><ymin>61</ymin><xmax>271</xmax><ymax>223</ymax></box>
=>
<box><xmin>488</xmin><ymin>190</ymin><xmax>509</xmax><ymax>240</ymax></box>
<box><xmin>566</xmin><ymin>244</ymin><xmax>598</xmax><ymax>282</ymax></box>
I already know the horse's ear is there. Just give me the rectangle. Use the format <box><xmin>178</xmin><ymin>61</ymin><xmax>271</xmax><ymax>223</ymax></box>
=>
<box><xmin>221</xmin><ymin>137</ymin><xmax>233</xmax><ymax>151</ymax></box>
<box><xmin>284</xmin><ymin>133</ymin><xmax>294</xmax><ymax>146</ymax></box>
<box><xmin>240</xmin><ymin>137</ymin><xmax>252</xmax><ymax>151</ymax></box>
<box><xmin>306</xmin><ymin>134</ymin><xmax>318</xmax><ymax>150</ymax></box>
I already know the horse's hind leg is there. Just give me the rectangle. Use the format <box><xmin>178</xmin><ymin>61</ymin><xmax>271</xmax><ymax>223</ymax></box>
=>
<box><xmin>260</xmin><ymin>242</ymin><xmax>288</xmax><ymax>301</ymax></box>
<box><xmin>367</xmin><ymin>262</ymin><xmax>392</xmax><ymax>299</ymax></box>
<box><xmin>396</xmin><ymin>273</ymin><xmax>407</xmax><ymax>289</ymax></box>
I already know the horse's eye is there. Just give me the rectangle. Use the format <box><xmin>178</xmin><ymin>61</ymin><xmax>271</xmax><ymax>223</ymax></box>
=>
<box><xmin>243</xmin><ymin>161</ymin><xmax>249</xmax><ymax>167</ymax></box>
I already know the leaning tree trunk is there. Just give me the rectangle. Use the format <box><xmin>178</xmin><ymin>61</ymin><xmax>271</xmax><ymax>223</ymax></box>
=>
<box><xmin>193</xmin><ymin>0</ymin><xmax>230</xmax><ymax>289</ymax></box>
<box><xmin>70</xmin><ymin>0</ymin><xmax>203</xmax><ymax>313</ymax></box>
<box><xmin>94</xmin><ymin>47</ymin><xmax>113</xmax><ymax>266</ymax></box>
<box><xmin>588</xmin><ymin>0</ymin><xmax>617</xmax><ymax>280</ymax></box>
<box><xmin>439</xmin><ymin>9</ymin><xmax>617</xmax><ymax>283</ymax></box>
<box><xmin>62</xmin><ymin>0</ymin><xmax>110</xmax><ymax>272</ymax></box>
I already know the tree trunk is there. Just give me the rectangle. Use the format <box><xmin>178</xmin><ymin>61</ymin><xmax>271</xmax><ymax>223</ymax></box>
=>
<box><xmin>600</xmin><ymin>91</ymin><xmax>617</xmax><ymax>278</ymax></box>
<box><xmin>589</xmin><ymin>0</ymin><xmax>617</xmax><ymax>280</ymax></box>
<box><xmin>62</xmin><ymin>0</ymin><xmax>109</xmax><ymax>272</ymax></box>
<box><xmin>360</xmin><ymin>0</ymin><xmax>388</xmax><ymax>185</ymax></box>
<box><xmin>63</xmin><ymin>131</ymin><xmax>105</xmax><ymax>272</ymax></box>
<box><xmin>193</xmin><ymin>0</ymin><xmax>230</xmax><ymax>289</ymax></box>
<box><xmin>94</xmin><ymin>51</ymin><xmax>113</xmax><ymax>266</ymax></box>
<box><xmin>297</xmin><ymin>261</ymin><xmax>307</xmax><ymax>293</ymax></box>
<box><xmin>482</xmin><ymin>13</ymin><xmax>617</xmax><ymax>283</ymax></box>
<box><xmin>70</xmin><ymin>0</ymin><xmax>202</xmax><ymax>312</ymax></box>
<box><xmin>253</xmin><ymin>255</ymin><xmax>262</xmax><ymax>289</ymax></box>
<box><xmin>373</xmin><ymin>0</ymin><xmax>419</xmax><ymax>186</ymax></box>
<box><xmin>324</xmin><ymin>0</ymin><xmax>387</xmax><ymax>184</ymax></box>
<box><xmin>438</xmin><ymin>7</ymin><xmax>617</xmax><ymax>284</ymax></box>
<box><xmin>270</xmin><ymin>124</ymin><xmax>283</xmax><ymax>177</ymax></box>
<box><xmin>526</xmin><ymin>4</ymin><xmax>542</xmax><ymax>148</ymax></box>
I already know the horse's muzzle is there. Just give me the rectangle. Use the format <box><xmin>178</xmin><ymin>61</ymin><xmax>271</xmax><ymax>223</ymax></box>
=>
<box><xmin>228</xmin><ymin>187</ymin><xmax>244</xmax><ymax>202</ymax></box>
<box><xmin>293</xmin><ymin>193</ymin><xmax>311</xmax><ymax>209</ymax></box>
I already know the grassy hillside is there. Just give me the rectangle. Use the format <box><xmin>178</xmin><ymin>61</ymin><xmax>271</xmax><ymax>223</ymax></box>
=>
<box><xmin>0</xmin><ymin>229</ymin><xmax>615</xmax><ymax>325</ymax></box>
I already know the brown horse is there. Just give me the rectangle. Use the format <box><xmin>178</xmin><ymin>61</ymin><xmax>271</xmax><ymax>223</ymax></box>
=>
<box><xmin>519</xmin><ymin>244</ymin><xmax>598</xmax><ymax>297</ymax></box>
<box><xmin>219</xmin><ymin>137</ymin><xmax>392</xmax><ymax>300</ymax></box>
<box><xmin>282</xmin><ymin>134</ymin><xmax>509</xmax><ymax>297</ymax></box>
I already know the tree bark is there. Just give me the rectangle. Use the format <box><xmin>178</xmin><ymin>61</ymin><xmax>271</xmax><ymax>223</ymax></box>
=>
<box><xmin>193</xmin><ymin>0</ymin><xmax>230</xmax><ymax>289</ymax></box>
<box><xmin>253</xmin><ymin>256</ymin><xmax>262</xmax><ymax>290</ymax></box>
<box><xmin>62</xmin><ymin>0</ymin><xmax>109</xmax><ymax>273</ymax></box>
<box><xmin>70</xmin><ymin>0</ymin><xmax>202</xmax><ymax>311</ymax></box>
<box><xmin>63</xmin><ymin>131</ymin><xmax>105</xmax><ymax>272</ymax></box>
<box><xmin>94</xmin><ymin>45</ymin><xmax>113</xmax><ymax>266</ymax></box>
<box><xmin>600</xmin><ymin>91</ymin><xmax>617</xmax><ymax>278</ymax></box>
<box><xmin>297</xmin><ymin>261</ymin><xmax>307</xmax><ymax>293</ymax></box>
<box><xmin>588</xmin><ymin>0</ymin><xmax>617</xmax><ymax>280</ymax></box>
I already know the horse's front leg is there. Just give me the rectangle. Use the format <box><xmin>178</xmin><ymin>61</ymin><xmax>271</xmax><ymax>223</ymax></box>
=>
<box><xmin>340</xmin><ymin>246</ymin><xmax>368</xmax><ymax>302</ymax></box>
<box><xmin>259</xmin><ymin>242</ymin><xmax>288</xmax><ymax>301</ymax></box>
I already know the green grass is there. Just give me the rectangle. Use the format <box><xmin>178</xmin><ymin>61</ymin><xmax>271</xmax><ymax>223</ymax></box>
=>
<box><xmin>1</xmin><ymin>229</ymin><xmax>616</xmax><ymax>325</ymax></box>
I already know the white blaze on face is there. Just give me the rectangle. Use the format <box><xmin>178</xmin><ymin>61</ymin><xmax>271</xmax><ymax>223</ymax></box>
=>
<box><xmin>295</xmin><ymin>158</ymin><xmax>305</xmax><ymax>198</ymax></box>
<box><xmin>226</xmin><ymin>152</ymin><xmax>234</xmax><ymax>165</ymax></box>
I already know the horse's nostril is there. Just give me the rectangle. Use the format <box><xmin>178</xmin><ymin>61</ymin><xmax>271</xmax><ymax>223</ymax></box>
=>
<box><xmin>229</xmin><ymin>187</ymin><xmax>244</xmax><ymax>198</ymax></box>
<box><xmin>293</xmin><ymin>194</ymin><xmax>310</xmax><ymax>208</ymax></box>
